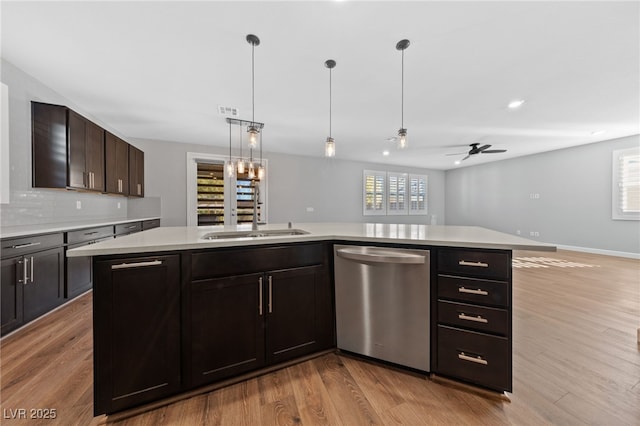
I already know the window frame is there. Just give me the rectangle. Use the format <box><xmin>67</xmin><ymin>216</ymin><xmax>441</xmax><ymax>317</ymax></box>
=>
<box><xmin>612</xmin><ymin>147</ymin><xmax>640</xmax><ymax>220</ymax></box>
<box><xmin>408</xmin><ymin>174</ymin><xmax>428</xmax><ymax>215</ymax></box>
<box><xmin>387</xmin><ymin>172</ymin><xmax>408</xmax><ymax>215</ymax></box>
<box><xmin>363</xmin><ymin>170</ymin><xmax>387</xmax><ymax>216</ymax></box>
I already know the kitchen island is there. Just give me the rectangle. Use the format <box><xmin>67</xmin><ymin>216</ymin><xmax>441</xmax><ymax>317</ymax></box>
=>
<box><xmin>67</xmin><ymin>223</ymin><xmax>554</xmax><ymax>416</ymax></box>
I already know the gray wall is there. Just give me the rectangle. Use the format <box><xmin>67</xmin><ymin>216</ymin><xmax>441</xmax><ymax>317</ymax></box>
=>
<box><xmin>0</xmin><ymin>59</ymin><xmax>159</xmax><ymax>227</ymax></box>
<box><xmin>445</xmin><ymin>134</ymin><xmax>640</xmax><ymax>255</ymax></box>
<box><xmin>132</xmin><ymin>137</ymin><xmax>446</xmax><ymax>226</ymax></box>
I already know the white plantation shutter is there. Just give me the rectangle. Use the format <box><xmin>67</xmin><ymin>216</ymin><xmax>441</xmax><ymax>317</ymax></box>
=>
<box><xmin>363</xmin><ymin>170</ymin><xmax>387</xmax><ymax>215</ymax></box>
<box><xmin>408</xmin><ymin>174</ymin><xmax>428</xmax><ymax>215</ymax></box>
<box><xmin>613</xmin><ymin>147</ymin><xmax>640</xmax><ymax>220</ymax></box>
<box><xmin>387</xmin><ymin>172</ymin><xmax>408</xmax><ymax>215</ymax></box>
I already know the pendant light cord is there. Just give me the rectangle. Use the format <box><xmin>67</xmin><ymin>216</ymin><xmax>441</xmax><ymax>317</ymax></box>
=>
<box><xmin>329</xmin><ymin>67</ymin><xmax>332</xmax><ymax>138</ymax></box>
<box><xmin>401</xmin><ymin>48</ymin><xmax>404</xmax><ymax>129</ymax></box>
<box><xmin>251</xmin><ymin>42</ymin><xmax>255</xmax><ymax>124</ymax></box>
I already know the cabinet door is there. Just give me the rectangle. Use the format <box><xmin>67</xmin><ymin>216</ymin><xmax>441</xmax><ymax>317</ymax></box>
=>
<box><xmin>23</xmin><ymin>247</ymin><xmax>64</xmax><ymax>322</ymax></box>
<box><xmin>266</xmin><ymin>265</ymin><xmax>326</xmax><ymax>364</ymax></box>
<box><xmin>67</xmin><ymin>110</ymin><xmax>87</xmax><ymax>190</ymax></box>
<box><xmin>189</xmin><ymin>273</ymin><xmax>265</xmax><ymax>388</ymax></box>
<box><xmin>85</xmin><ymin>120</ymin><xmax>105</xmax><ymax>191</ymax></box>
<box><xmin>65</xmin><ymin>251</ymin><xmax>92</xmax><ymax>299</ymax></box>
<box><xmin>31</xmin><ymin>102</ymin><xmax>68</xmax><ymax>189</ymax></box>
<box><xmin>1</xmin><ymin>257</ymin><xmax>24</xmax><ymax>335</ymax></box>
<box><xmin>105</xmin><ymin>132</ymin><xmax>129</xmax><ymax>195</ymax></box>
<box><xmin>129</xmin><ymin>146</ymin><xmax>144</xmax><ymax>197</ymax></box>
<box><xmin>93</xmin><ymin>255</ymin><xmax>181</xmax><ymax>415</ymax></box>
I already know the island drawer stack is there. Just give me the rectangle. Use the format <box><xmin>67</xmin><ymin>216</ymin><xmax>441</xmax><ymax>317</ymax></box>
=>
<box><xmin>435</xmin><ymin>248</ymin><xmax>512</xmax><ymax>392</ymax></box>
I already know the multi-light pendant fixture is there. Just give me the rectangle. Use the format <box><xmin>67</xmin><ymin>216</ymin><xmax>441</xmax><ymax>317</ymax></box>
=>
<box><xmin>324</xmin><ymin>59</ymin><xmax>337</xmax><ymax>157</ymax></box>
<box><xmin>396</xmin><ymin>39</ymin><xmax>410</xmax><ymax>150</ymax></box>
<box><xmin>227</xmin><ymin>34</ymin><xmax>265</xmax><ymax>180</ymax></box>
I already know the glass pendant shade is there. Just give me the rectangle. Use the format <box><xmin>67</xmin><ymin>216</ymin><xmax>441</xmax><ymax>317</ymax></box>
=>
<box><xmin>248</xmin><ymin>162</ymin><xmax>255</xmax><ymax>179</ymax></box>
<box><xmin>325</xmin><ymin>137</ymin><xmax>336</xmax><ymax>157</ymax></box>
<box><xmin>257</xmin><ymin>164</ymin><xmax>265</xmax><ymax>180</ymax></box>
<box><xmin>237</xmin><ymin>159</ymin><xmax>245</xmax><ymax>174</ymax></box>
<box><xmin>226</xmin><ymin>161</ymin><xmax>235</xmax><ymax>178</ymax></box>
<box><xmin>247</xmin><ymin>126</ymin><xmax>259</xmax><ymax>148</ymax></box>
<box><xmin>397</xmin><ymin>128</ymin><xmax>407</xmax><ymax>149</ymax></box>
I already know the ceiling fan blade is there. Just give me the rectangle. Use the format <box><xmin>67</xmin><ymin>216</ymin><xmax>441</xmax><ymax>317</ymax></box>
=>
<box><xmin>477</xmin><ymin>144</ymin><xmax>492</xmax><ymax>152</ymax></box>
<box><xmin>481</xmin><ymin>149</ymin><xmax>507</xmax><ymax>154</ymax></box>
<box><xmin>445</xmin><ymin>152</ymin><xmax>467</xmax><ymax>156</ymax></box>
<box><xmin>461</xmin><ymin>154</ymin><xmax>470</xmax><ymax>161</ymax></box>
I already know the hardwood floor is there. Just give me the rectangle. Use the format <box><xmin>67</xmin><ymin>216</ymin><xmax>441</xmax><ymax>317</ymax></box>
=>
<box><xmin>0</xmin><ymin>249</ymin><xmax>638</xmax><ymax>425</ymax></box>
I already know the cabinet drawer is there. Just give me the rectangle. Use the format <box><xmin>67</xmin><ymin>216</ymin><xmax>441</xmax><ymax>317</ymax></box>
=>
<box><xmin>67</xmin><ymin>226</ymin><xmax>114</xmax><ymax>244</ymax></box>
<box><xmin>438</xmin><ymin>275</ymin><xmax>509</xmax><ymax>308</ymax></box>
<box><xmin>115</xmin><ymin>222</ymin><xmax>142</xmax><ymax>236</ymax></box>
<box><xmin>192</xmin><ymin>243</ymin><xmax>325</xmax><ymax>280</ymax></box>
<box><xmin>438</xmin><ymin>300</ymin><xmax>508</xmax><ymax>335</ymax></box>
<box><xmin>438</xmin><ymin>249</ymin><xmax>510</xmax><ymax>279</ymax></box>
<box><xmin>142</xmin><ymin>219</ymin><xmax>160</xmax><ymax>230</ymax></box>
<box><xmin>1</xmin><ymin>233</ymin><xmax>64</xmax><ymax>259</ymax></box>
<box><xmin>437</xmin><ymin>325</ymin><xmax>511</xmax><ymax>392</ymax></box>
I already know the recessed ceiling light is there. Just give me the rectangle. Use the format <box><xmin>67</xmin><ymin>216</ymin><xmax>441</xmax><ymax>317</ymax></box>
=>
<box><xmin>591</xmin><ymin>130</ymin><xmax>606</xmax><ymax>136</ymax></box>
<box><xmin>454</xmin><ymin>160</ymin><xmax>461</xmax><ymax>165</ymax></box>
<box><xmin>508</xmin><ymin>99</ymin><xmax>525</xmax><ymax>109</ymax></box>
<box><xmin>383</xmin><ymin>150</ymin><xmax>390</xmax><ymax>156</ymax></box>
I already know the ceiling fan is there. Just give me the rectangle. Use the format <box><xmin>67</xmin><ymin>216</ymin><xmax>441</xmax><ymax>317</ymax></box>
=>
<box><xmin>447</xmin><ymin>143</ymin><xmax>507</xmax><ymax>162</ymax></box>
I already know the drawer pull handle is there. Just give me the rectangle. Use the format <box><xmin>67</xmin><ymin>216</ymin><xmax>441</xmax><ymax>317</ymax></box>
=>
<box><xmin>84</xmin><ymin>231</ymin><xmax>99</xmax><ymax>236</ymax></box>
<box><xmin>459</xmin><ymin>260</ymin><xmax>489</xmax><ymax>268</ymax></box>
<box><xmin>458</xmin><ymin>287</ymin><xmax>488</xmax><ymax>296</ymax></box>
<box><xmin>458</xmin><ymin>313</ymin><xmax>488</xmax><ymax>323</ymax></box>
<box><xmin>458</xmin><ymin>352</ymin><xmax>488</xmax><ymax>365</ymax></box>
<box><xmin>111</xmin><ymin>260</ymin><xmax>162</xmax><ymax>270</ymax></box>
<box><xmin>10</xmin><ymin>242</ymin><xmax>41</xmax><ymax>249</ymax></box>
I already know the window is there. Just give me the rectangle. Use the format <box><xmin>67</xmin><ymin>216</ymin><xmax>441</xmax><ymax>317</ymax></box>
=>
<box><xmin>387</xmin><ymin>172</ymin><xmax>408</xmax><ymax>215</ymax></box>
<box><xmin>363</xmin><ymin>170</ymin><xmax>387</xmax><ymax>215</ymax></box>
<box><xmin>408</xmin><ymin>174</ymin><xmax>428</xmax><ymax>215</ymax></box>
<box><xmin>363</xmin><ymin>170</ymin><xmax>428</xmax><ymax>217</ymax></box>
<box><xmin>613</xmin><ymin>147</ymin><xmax>640</xmax><ymax>220</ymax></box>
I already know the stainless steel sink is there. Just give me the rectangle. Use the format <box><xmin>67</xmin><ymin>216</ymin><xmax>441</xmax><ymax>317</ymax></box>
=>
<box><xmin>202</xmin><ymin>229</ymin><xmax>310</xmax><ymax>240</ymax></box>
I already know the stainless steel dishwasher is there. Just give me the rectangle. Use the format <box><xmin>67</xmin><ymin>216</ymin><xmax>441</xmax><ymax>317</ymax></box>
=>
<box><xmin>334</xmin><ymin>245</ymin><xmax>430</xmax><ymax>371</ymax></box>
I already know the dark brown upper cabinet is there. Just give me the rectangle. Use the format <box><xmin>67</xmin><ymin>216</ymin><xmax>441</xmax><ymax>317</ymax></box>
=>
<box><xmin>128</xmin><ymin>145</ymin><xmax>144</xmax><ymax>197</ymax></box>
<box><xmin>105</xmin><ymin>132</ymin><xmax>129</xmax><ymax>196</ymax></box>
<box><xmin>32</xmin><ymin>101</ymin><xmax>104</xmax><ymax>192</ymax></box>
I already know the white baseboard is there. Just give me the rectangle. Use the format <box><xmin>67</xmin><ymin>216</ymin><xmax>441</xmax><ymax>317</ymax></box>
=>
<box><xmin>555</xmin><ymin>244</ymin><xmax>640</xmax><ymax>260</ymax></box>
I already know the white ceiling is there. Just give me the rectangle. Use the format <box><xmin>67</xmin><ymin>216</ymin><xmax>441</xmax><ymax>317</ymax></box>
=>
<box><xmin>2</xmin><ymin>1</ymin><xmax>638</xmax><ymax>170</ymax></box>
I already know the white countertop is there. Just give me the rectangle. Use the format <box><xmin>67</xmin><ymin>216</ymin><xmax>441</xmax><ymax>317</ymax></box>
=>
<box><xmin>0</xmin><ymin>217</ymin><xmax>160</xmax><ymax>239</ymax></box>
<box><xmin>66</xmin><ymin>223</ymin><xmax>556</xmax><ymax>257</ymax></box>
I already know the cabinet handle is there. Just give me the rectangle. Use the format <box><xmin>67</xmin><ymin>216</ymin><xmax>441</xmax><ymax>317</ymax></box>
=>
<box><xmin>30</xmin><ymin>256</ymin><xmax>34</xmax><ymax>283</ymax></box>
<box><xmin>89</xmin><ymin>172</ymin><xmax>93</xmax><ymax>189</ymax></box>
<box><xmin>18</xmin><ymin>259</ymin><xmax>27</xmax><ymax>284</ymax></box>
<box><xmin>258</xmin><ymin>277</ymin><xmax>263</xmax><ymax>316</ymax></box>
<box><xmin>138</xmin><ymin>183</ymin><xmax>142</xmax><ymax>195</ymax></box>
<box><xmin>458</xmin><ymin>313</ymin><xmax>488</xmax><ymax>323</ymax></box>
<box><xmin>268</xmin><ymin>275</ymin><xmax>273</xmax><ymax>313</ymax></box>
<box><xmin>458</xmin><ymin>260</ymin><xmax>489</xmax><ymax>268</ymax></box>
<box><xmin>111</xmin><ymin>260</ymin><xmax>162</xmax><ymax>270</ymax></box>
<box><xmin>458</xmin><ymin>287</ymin><xmax>489</xmax><ymax>296</ymax></box>
<box><xmin>10</xmin><ymin>241</ymin><xmax>41</xmax><ymax>249</ymax></box>
<box><xmin>126</xmin><ymin>225</ymin><xmax>136</xmax><ymax>229</ymax></box>
<box><xmin>84</xmin><ymin>231</ymin><xmax>99</xmax><ymax>236</ymax></box>
<box><xmin>458</xmin><ymin>352</ymin><xmax>488</xmax><ymax>365</ymax></box>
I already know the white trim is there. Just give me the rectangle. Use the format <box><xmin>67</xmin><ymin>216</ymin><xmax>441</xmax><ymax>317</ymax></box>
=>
<box><xmin>555</xmin><ymin>244</ymin><xmax>640</xmax><ymax>260</ymax></box>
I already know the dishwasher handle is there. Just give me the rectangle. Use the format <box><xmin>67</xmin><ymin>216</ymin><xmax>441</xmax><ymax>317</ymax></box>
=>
<box><xmin>336</xmin><ymin>248</ymin><xmax>426</xmax><ymax>264</ymax></box>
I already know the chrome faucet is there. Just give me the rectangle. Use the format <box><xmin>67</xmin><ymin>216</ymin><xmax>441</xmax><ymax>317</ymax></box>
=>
<box><xmin>252</xmin><ymin>183</ymin><xmax>260</xmax><ymax>231</ymax></box>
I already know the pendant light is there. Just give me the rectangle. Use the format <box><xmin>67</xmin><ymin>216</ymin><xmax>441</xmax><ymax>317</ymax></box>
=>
<box><xmin>396</xmin><ymin>39</ymin><xmax>410</xmax><ymax>149</ymax></box>
<box><xmin>324</xmin><ymin>59</ymin><xmax>337</xmax><ymax>157</ymax></box>
<box><xmin>237</xmin><ymin>123</ymin><xmax>245</xmax><ymax>174</ymax></box>
<box><xmin>257</xmin><ymin>129</ymin><xmax>265</xmax><ymax>180</ymax></box>
<box><xmin>246</xmin><ymin>34</ymin><xmax>260</xmax><ymax>149</ymax></box>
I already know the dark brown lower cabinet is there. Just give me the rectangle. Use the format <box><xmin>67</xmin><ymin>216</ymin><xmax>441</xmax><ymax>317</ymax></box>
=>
<box><xmin>190</xmin><ymin>273</ymin><xmax>265</xmax><ymax>387</ymax></box>
<box><xmin>1</xmin><ymin>258</ymin><xmax>23</xmax><ymax>335</ymax></box>
<box><xmin>93</xmin><ymin>254</ymin><xmax>181</xmax><ymax>415</ymax></box>
<box><xmin>23</xmin><ymin>247</ymin><xmax>64</xmax><ymax>322</ymax></box>
<box><xmin>186</xmin><ymin>243</ymin><xmax>335</xmax><ymax>390</ymax></box>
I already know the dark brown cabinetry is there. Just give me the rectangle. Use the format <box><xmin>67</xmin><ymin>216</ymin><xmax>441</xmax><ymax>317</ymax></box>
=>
<box><xmin>1</xmin><ymin>233</ymin><xmax>64</xmax><ymax>336</ymax></box>
<box><xmin>186</xmin><ymin>243</ymin><xmax>334</xmax><ymax>389</ymax></box>
<box><xmin>105</xmin><ymin>132</ymin><xmax>129</xmax><ymax>196</ymax></box>
<box><xmin>142</xmin><ymin>219</ymin><xmax>160</xmax><ymax>230</ymax></box>
<box><xmin>65</xmin><ymin>225</ymin><xmax>114</xmax><ymax>299</ymax></box>
<box><xmin>114</xmin><ymin>221</ymin><xmax>142</xmax><ymax>237</ymax></box>
<box><xmin>32</xmin><ymin>102</ymin><xmax>104</xmax><ymax>192</ymax></box>
<box><xmin>93</xmin><ymin>254</ymin><xmax>181</xmax><ymax>415</ymax></box>
<box><xmin>129</xmin><ymin>145</ymin><xmax>144</xmax><ymax>197</ymax></box>
<box><xmin>435</xmin><ymin>248</ymin><xmax>512</xmax><ymax>392</ymax></box>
